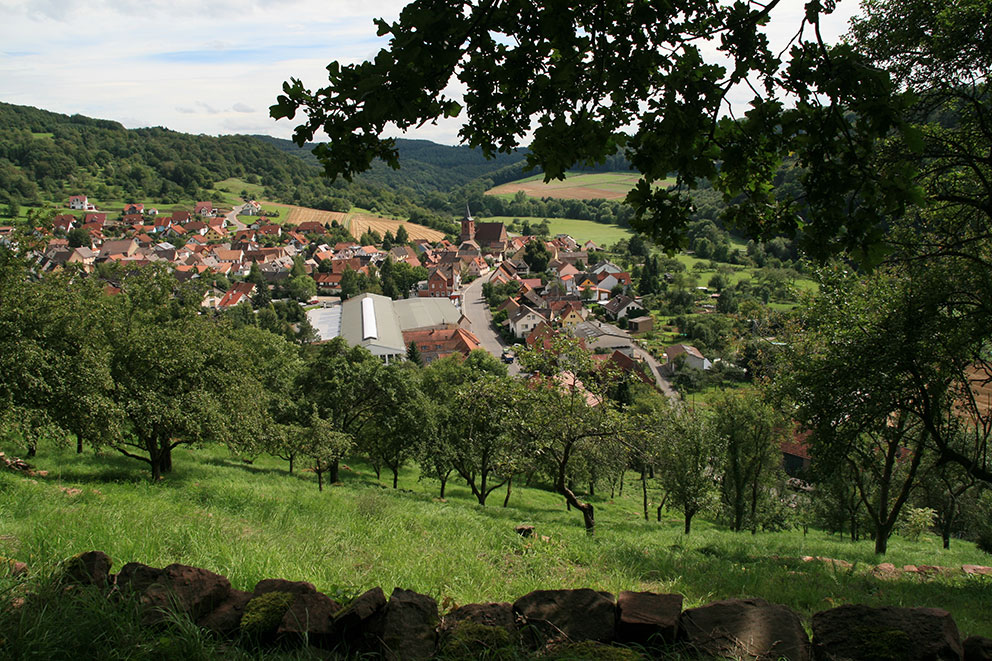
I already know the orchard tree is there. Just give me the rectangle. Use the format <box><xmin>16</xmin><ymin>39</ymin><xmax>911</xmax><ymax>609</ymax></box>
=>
<box><xmin>296</xmin><ymin>337</ymin><xmax>392</xmax><ymax>483</ymax></box>
<box><xmin>450</xmin><ymin>375</ymin><xmax>520</xmax><ymax>506</ymax></box>
<box><xmin>656</xmin><ymin>404</ymin><xmax>722</xmax><ymax>535</ymax></box>
<box><xmin>516</xmin><ymin>335</ymin><xmax>623</xmax><ymax>533</ymax></box>
<box><xmin>711</xmin><ymin>388</ymin><xmax>786</xmax><ymax>534</ymax></box>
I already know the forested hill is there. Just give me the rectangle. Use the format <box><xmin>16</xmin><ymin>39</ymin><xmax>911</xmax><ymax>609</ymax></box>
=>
<box><xmin>0</xmin><ymin>102</ymin><xmax>520</xmax><ymax>218</ymax></box>
<box><xmin>256</xmin><ymin>135</ymin><xmax>527</xmax><ymax>192</ymax></box>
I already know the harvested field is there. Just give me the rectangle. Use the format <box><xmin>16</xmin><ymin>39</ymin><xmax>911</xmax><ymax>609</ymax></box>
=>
<box><xmin>283</xmin><ymin>205</ymin><xmax>349</xmax><ymax>226</ymax></box>
<box><xmin>348</xmin><ymin>213</ymin><xmax>445</xmax><ymax>242</ymax></box>
<box><xmin>269</xmin><ymin>204</ymin><xmax>444</xmax><ymax>242</ymax></box>
<box><xmin>487</xmin><ymin>171</ymin><xmax>659</xmax><ymax>200</ymax></box>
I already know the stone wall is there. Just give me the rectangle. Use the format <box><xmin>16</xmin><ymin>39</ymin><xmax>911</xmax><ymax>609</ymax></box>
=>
<box><xmin>36</xmin><ymin>551</ymin><xmax>992</xmax><ymax>660</ymax></box>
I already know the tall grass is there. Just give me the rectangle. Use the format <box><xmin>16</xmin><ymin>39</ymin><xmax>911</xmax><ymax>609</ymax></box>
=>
<box><xmin>1</xmin><ymin>442</ymin><xmax>990</xmax><ymax>641</ymax></box>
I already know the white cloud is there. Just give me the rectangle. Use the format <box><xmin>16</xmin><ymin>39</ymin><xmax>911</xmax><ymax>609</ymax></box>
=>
<box><xmin>0</xmin><ymin>1</ymin><xmax>860</xmax><ymax>146</ymax></box>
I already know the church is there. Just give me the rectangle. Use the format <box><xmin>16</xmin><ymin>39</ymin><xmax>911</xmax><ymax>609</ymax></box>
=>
<box><xmin>459</xmin><ymin>205</ymin><xmax>508</xmax><ymax>255</ymax></box>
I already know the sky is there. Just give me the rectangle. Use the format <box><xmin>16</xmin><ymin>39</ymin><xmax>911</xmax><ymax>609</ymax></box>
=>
<box><xmin>0</xmin><ymin>0</ymin><xmax>862</xmax><ymax>146</ymax></box>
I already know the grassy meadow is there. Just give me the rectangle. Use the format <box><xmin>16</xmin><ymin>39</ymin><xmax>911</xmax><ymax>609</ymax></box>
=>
<box><xmin>486</xmin><ymin>172</ymin><xmax>675</xmax><ymax>201</ymax></box>
<box><xmin>1</xmin><ymin>442</ymin><xmax>990</xmax><ymax>642</ymax></box>
<box><xmin>494</xmin><ymin>216</ymin><xmax>634</xmax><ymax>246</ymax></box>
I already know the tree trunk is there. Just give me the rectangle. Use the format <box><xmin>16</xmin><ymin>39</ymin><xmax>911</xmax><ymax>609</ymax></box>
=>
<box><xmin>439</xmin><ymin>473</ymin><xmax>448</xmax><ymax>499</ymax></box>
<box><xmin>392</xmin><ymin>467</ymin><xmax>398</xmax><ymax>489</ymax></box>
<box><xmin>560</xmin><ymin>482</ymin><xmax>595</xmax><ymax>534</ymax></box>
<box><xmin>618</xmin><ymin>470</ymin><xmax>624</xmax><ymax>496</ymax></box>
<box><xmin>589</xmin><ymin>481</ymin><xmax>595</xmax><ymax>497</ymax></box>
<box><xmin>318</xmin><ymin>467</ymin><xmax>324</xmax><ymax>492</ymax></box>
<box><xmin>329</xmin><ymin>459</ymin><xmax>339</xmax><ymax>484</ymax></box>
<box><xmin>160</xmin><ymin>443</ymin><xmax>173</xmax><ymax>473</ymax></box>
<box><xmin>77</xmin><ymin>435</ymin><xmax>83</xmax><ymax>454</ymax></box>
<box><xmin>503</xmin><ymin>476</ymin><xmax>512</xmax><ymax>508</ymax></box>
<box><xmin>684</xmin><ymin>510</ymin><xmax>694</xmax><ymax>535</ymax></box>
<box><xmin>288</xmin><ymin>455</ymin><xmax>294</xmax><ymax>474</ymax></box>
<box><xmin>874</xmin><ymin>526</ymin><xmax>890</xmax><ymax>555</ymax></box>
<box><xmin>641</xmin><ymin>465</ymin><xmax>649</xmax><ymax>521</ymax></box>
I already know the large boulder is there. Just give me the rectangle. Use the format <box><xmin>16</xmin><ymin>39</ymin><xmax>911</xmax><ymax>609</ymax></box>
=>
<box><xmin>616</xmin><ymin>591</ymin><xmax>682</xmax><ymax>646</ymax></box>
<box><xmin>964</xmin><ymin>636</ymin><xmax>992</xmax><ymax>661</ymax></box>
<box><xmin>443</xmin><ymin>602</ymin><xmax>516</xmax><ymax>633</ymax></box>
<box><xmin>62</xmin><ymin>551</ymin><xmax>112</xmax><ymax>589</ymax></box>
<box><xmin>375</xmin><ymin>588</ymin><xmax>439</xmax><ymax>660</ymax></box>
<box><xmin>116</xmin><ymin>562</ymin><xmax>232</xmax><ymax>625</ymax></box>
<box><xmin>513</xmin><ymin>588</ymin><xmax>616</xmax><ymax>646</ymax></box>
<box><xmin>253</xmin><ymin>578</ymin><xmax>341</xmax><ymax>641</ymax></box>
<box><xmin>680</xmin><ymin>597</ymin><xmax>809</xmax><ymax>661</ymax></box>
<box><xmin>197</xmin><ymin>588</ymin><xmax>252</xmax><ymax>636</ymax></box>
<box><xmin>812</xmin><ymin>604</ymin><xmax>963</xmax><ymax>661</ymax></box>
<box><xmin>333</xmin><ymin>586</ymin><xmax>388</xmax><ymax>652</ymax></box>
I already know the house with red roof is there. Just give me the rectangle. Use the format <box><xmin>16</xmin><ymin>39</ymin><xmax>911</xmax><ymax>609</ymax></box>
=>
<box><xmin>215</xmin><ymin>282</ymin><xmax>255</xmax><ymax>309</ymax></box>
<box><xmin>401</xmin><ymin>327</ymin><xmax>481</xmax><ymax>363</ymax></box>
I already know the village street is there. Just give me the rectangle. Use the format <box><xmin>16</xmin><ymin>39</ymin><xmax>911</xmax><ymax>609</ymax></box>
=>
<box><xmin>462</xmin><ymin>276</ymin><xmax>519</xmax><ymax>375</ymax></box>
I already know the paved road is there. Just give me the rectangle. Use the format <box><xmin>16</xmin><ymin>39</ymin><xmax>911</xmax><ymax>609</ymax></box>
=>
<box><xmin>462</xmin><ymin>276</ymin><xmax>519</xmax><ymax>374</ymax></box>
<box><xmin>577</xmin><ymin>320</ymin><xmax>680</xmax><ymax>401</ymax></box>
<box><xmin>225</xmin><ymin>204</ymin><xmax>247</xmax><ymax>232</ymax></box>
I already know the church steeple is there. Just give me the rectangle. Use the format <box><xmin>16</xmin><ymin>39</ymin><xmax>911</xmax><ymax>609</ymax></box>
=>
<box><xmin>460</xmin><ymin>202</ymin><xmax>476</xmax><ymax>243</ymax></box>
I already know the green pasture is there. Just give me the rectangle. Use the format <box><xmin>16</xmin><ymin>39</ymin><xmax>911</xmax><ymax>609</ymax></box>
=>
<box><xmin>1</xmin><ymin>441</ymin><xmax>989</xmax><ymax>643</ymax></box>
<box><xmin>489</xmin><ymin>216</ymin><xmax>634</xmax><ymax>246</ymax></box>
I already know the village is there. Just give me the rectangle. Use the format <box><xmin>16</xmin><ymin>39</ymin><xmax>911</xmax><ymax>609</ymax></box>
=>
<box><xmin>8</xmin><ymin>194</ymin><xmax>715</xmax><ymax>393</ymax></box>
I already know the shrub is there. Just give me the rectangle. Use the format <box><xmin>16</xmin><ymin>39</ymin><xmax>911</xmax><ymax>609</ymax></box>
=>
<box><xmin>898</xmin><ymin>506</ymin><xmax>936</xmax><ymax>542</ymax></box>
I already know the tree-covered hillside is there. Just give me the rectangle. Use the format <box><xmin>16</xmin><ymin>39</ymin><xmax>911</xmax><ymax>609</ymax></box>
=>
<box><xmin>0</xmin><ymin>103</ymin><xmax>518</xmax><ymax>220</ymax></box>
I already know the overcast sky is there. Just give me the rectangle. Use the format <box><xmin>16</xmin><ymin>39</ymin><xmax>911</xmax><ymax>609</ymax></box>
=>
<box><xmin>0</xmin><ymin>0</ymin><xmax>862</xmax><ymax>146</ymax></box>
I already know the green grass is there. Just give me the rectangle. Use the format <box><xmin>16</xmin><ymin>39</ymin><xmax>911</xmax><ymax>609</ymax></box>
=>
<box><xmin>1</xmin><ymin>441</ymin><xmax>990</xmax><ymax>642</ymax></box>
<box><xmin>486</xmin><ymin>172</ymin><xmax>675</xmax><ymax>201</ymax></box>
<box><xmin>489</xmin><ymin>216</ymin><xmax>634</xmax><ymax>246</ymax></box>
<box><xmin>215</xmin><ymin>177</ymin><xmax>265</xmax><ymax>200</ymax></box>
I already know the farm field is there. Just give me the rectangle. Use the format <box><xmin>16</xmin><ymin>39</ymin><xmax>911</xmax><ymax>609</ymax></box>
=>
<box><xmin>1</xmin><ymin>441</ymin><xmax>990</xmax><ymax>654</ymax></box>
<box><xmin>494</xmin><ymin>216</ymin><xmax>634</xmax><ymax>246</ymax></box>
<box><xmin>348</xmin><ymin>212</ymin><xmax>445</xmax><ymax>242</ymax></box>
<box><xmin>487</xmin><ymin>171</ymin><xmax>674</xmax><ymax>201</ymax></box>
<box><xmin>272</xmin><ymin>204</ymin><xmax>446</xmax><ymax>242</ymax></box>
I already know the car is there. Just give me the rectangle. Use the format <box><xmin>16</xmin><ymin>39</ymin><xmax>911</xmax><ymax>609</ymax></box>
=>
<box><xmin>502</xmin><ymin>351</ymin><xmax>515</xmax><ymax>363</ymax></box>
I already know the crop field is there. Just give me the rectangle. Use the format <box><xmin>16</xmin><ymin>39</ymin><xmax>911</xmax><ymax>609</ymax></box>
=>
<box><xmin>348</xmin><ymin>213</ymin><xmax>445</xmax><ymax>242</ymax></box>
<box><xmin>282</xmin><ymin>205</ymin><xmax>349</xmax><ymax>226</ymax></box>
<box><xmin>487</xmin><ymin>171</ymin><xmax>674</xmax><ymax>200</ymax></box>
<box><xmin>276</xmin><ymin>205</ymin><xmax>445</xmax><ymax>242</ymax></box>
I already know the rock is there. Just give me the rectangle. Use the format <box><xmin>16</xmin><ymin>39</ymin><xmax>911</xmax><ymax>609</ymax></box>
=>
<box><xmin>253</xmin><ymin>577</ymin><xmax>341</xmax><ymax>640</ymax></box>
<box><xmin>962</xmin><ymin>565</ymin><xmax>992</xmax><ymax>576</ymax></box>
<box><xmin>515</xmin><ymin>525</ymin><xmax>535</xmax><ymax>537</ymax></box>
<box><xmin>197</xmin><ymin>588</ymin><xmax>252</xmax><ymax>636</ymax></box>
<box><xmin>812</xmin><ymin>604</ymin><xmax>963</xmax><ymax>661</ymax></box>
<box><xmin>616</xmin><ymin>591</ymin><xmax>682</xmax><ymax>646</ymax></box>
<box><xmin>334</xmin><ymin>586</ymin><xmax>388</xmax><ymax>653</ymax></box>
<box><xmin>62</xmin><ymin>551</ymin><xmax>112</xmax><ymax>589</ymax></box>
<box><xmin>253</xmin><ymin>578</ymin><xmax>319</xmax><ymax>597</ymax></box>
<box><xmin>117</xmin><ymin>562</ymin><xmax>232</xmax><ymax>624</ymax></box>
<box><xmin>375</xmin><ymin>588</ymin><xmax>439</xmax><ymax>660</ymax></box>
<box><xmin>2</xmin><ymin>558</ymin><xmax>28</xmax><ymax>577</ymax></box>
<box><xmin>513</xmin><ymin>588</ymin><xmax>616</xmax><ymax>646</ymax></box>
<box><xmin>872</xmin><ymin>562</ymin><xmax>902</xmax><ymax>580</ymax></box>
<box><xmin>680</xmin><ymin>597</ymin><xmax>809</xmax><ymax>661</ymax></box>
<box><xmin>964</xmin><ymin>635</ymin><xmax>992</xmax><ymax>661</ymax></box>
<box><xmin>443</xmin><ymin>602</ymin><xmax>516</xmax><ymax>632</ymax></box>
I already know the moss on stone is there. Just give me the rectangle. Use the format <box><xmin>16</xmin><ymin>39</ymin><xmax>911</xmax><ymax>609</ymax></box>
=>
<box><xmin>540</xmin><ymin>640</ymin><xmax>644</xmax><ymax>660</ymax></box>
<box><xmin>239</xmin><ymin>591</ymin><xmax>293</xmax><ymax>641</ymax></box>
<box><xmin>438</xmin><ymin>621</ymin><xmax>516</xmax><ymax>660</ymax></box>
<box><xmin>849</xmin><ymin>626</ymin><xmax>913</xmax><ymax>661</ymax></box>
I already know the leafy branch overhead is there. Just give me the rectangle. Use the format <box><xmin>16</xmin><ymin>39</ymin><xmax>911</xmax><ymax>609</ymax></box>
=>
<box><xmin>271</xmin><ymin>0</ymin><xmax>922</xmax><ymax>260</ymax></box>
